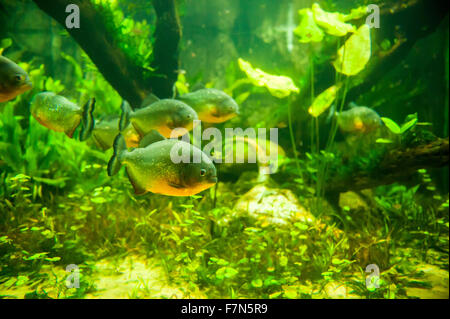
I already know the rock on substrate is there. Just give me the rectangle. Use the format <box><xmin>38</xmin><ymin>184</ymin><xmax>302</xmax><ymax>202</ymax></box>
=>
<box><xmin>232</xmin><ymin>184</ymin><xmax>316</xmax><ymax>226</ymax></box>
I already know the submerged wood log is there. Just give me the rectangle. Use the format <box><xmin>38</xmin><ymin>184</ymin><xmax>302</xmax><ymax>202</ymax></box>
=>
<box><xmin>150</xmin><ymin>0</ymin><xmax>182</xmax><ymax>99</ymax></box>
<box><xmin>326</xmin><ymin>137</ymin><xmax>449</xmax><ymax>193</ymax></box>
<box><xmin>32</xmin><ymin>0</ymin><xmax>181</xmax><ymax>107</ymax></box>
<box><xmin>346</xmin><ymin>0</ymin><xmax>449</xmax><ymax>102</ymax></box>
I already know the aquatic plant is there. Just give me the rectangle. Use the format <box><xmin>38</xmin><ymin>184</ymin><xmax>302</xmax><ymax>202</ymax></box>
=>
<box><xmin>237</xmin><ymin>58</ymin><xmax>303</xmax><ymax>182</ymax></box>
<box><xmin>237</xmin><ymin>58</ymin><xmax>299</xmax><ymax>99</ymax></box>
<box><xmin>381</xmin><ymin>114</ymin><xmax>418</xmax><ymax>135</ymax></box>
<box><xmin>294</xmin><ymin>8</ymin><xmax>324</xmax><ymax>43</ymax></box>
<box><xmin>294</xmin><ymin>3</ymin><xmax>368</xmax><ymax>42</ymax></box>
<box><xmin>91</xmin><ymin>0</ymin><xmax>155</xmax><ymax>72</ymax></box>
<box><xmin>333</xmin><ymin>24</ymin><xmax>371</xmax><ymax>76</ymax></box>
<box><xmin>311</xmin><ymin>3</ymin><xmax>355</xmax><ymax>37</ymax></box>
<box><xmin>308</xmin><ymin>84</ymin><xmax>341</xmax><ymax>118</ymax></box>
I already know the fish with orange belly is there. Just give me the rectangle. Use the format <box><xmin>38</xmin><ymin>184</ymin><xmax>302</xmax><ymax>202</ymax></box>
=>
<box><xmin>0</xmin><ymin>55</ymin><xmax>32</xmax><ymax>102</ymax></box>
<box><xmin>332</xmin><ymin>102</ymin><xmax>383</xmax><ymax>134</ymax></box>
<box><xmin>107</xmin><ymin>131</ymin><xmax>217</xmax><ymax>196</ymax></box>
<box><xmin>178</xmin><ymin>88</ymin><xmax>239</xmax><ymax>123</ymax></box>
<box><xmin>30</xmin><ymin>91</ymin><xmax>95</xmax><ymax>141</ymax></box>
<box><xmin>119</xmin><ymin>97</ymin><xmax>198</xmax><ymax>138</ymax></box>
<box><xmin>91</xmin><ymin>115</ymin><xmax>140</xmax><ymax>150</ymax></box>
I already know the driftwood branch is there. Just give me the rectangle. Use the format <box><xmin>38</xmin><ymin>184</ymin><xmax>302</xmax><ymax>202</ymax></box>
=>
<box><xmin>326</xmin><ymin>137</ymin><xmax>449</xmax><ymax>193</ymax></box>
<box><xmin>32</xmin><ymin>0</ymin><xmax>181</xmax><ymax>106</ymax></box>
<box><xmin>149</xmin><ymin>0</ymin><xmax>182</xmax><ymax>99</ymax></box>
<box><xmin>346</xmin><ymin>0</ymin><xmax>449</xmax><ymax>101</ymax></box>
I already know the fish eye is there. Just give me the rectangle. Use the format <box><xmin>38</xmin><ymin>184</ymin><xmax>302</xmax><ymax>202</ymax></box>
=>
<box><xmin>187</xmin><ymin>114</ymin><xmax>192</xmax><ymax>119</ymax></box>
<box><xmin>15</xmin><ymin>74</ymin><xmax>24</xmax><ymax>82</ymax></box>
<box><xmin>200</xmin><ymin>169</ymin><xmax>206</xmax><ymax>176</ymax></box>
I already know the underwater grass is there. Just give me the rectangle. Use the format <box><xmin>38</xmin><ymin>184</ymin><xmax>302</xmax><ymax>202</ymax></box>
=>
<box><xmin>1</xmin><ymin>162</ymin><xmax>447</xmax><ymax>299</ymax></box>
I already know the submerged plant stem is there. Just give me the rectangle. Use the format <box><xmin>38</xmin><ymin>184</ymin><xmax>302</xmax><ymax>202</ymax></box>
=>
<box><xmin>318</xmin><ymin>75</ymin><xmax>350</xmax><ymax>200</ymax></box>
<box><xmin>288</xmin><ymin>96</ymin><xmax>302</xmax><ymax>180</ymax></box>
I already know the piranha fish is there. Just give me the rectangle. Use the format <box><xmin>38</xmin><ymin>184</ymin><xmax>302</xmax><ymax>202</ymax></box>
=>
<box><xmin>120</xmin><ymin>98</ymin><xmax>198</xmax><ymax>138</ymax></box>
<box><xmin>0</xmin><ymin>55</ymin><xmax>32</xmax><ymax>102</ymax></box>
<box><xmin>30</xmin><ymin>91</ymin><xmax>95</xmax><ymax>141</ymax></box>
<box><xmin>108</xmin><ymin>131</ymin><xmax>217</xmax><ymax>196</ymax></box>
<box><xmin>178</xmin><ymin>88</ymin><xmax>239</xmax><ymax>123</ymax></box>
<box><xmin>332</xmin><ymin>102</ymin><xmax>383</xmax><ymax>134</ymax></box>
<box><xmin>91</xmin><ymin>115</ymin><xmax>140</xmax><ymax>150</ymax></box>
<box><xmin>215</xmin><ymin>136</ymin><xmax>285</xmax><ymax>182</ymax></box>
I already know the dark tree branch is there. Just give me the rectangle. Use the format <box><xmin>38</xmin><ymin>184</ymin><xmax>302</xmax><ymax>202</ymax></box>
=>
<box><xmin>149</xmin><ymin>0</ymin><xmax>182</xmax><ymax>99</ymax></box>
<box><xmin>326</xmin><ymin>137</ymin><xmax>449</xmax><ymax>193</ymax></box>
<box><xmin>346</xmin><ymin>0</ymin><xmax>449</xmax><ymax>102</ymax></box>
<box><xmin>32</xmin><ymin>0</ymin><xmax>181</xmax><ymax>107</ymax></box>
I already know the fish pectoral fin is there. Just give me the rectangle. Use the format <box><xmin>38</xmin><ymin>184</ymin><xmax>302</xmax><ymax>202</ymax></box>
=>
<box><xmin>92</xmin><ymin>135</ymin><xmax>110</xmax><ymax>151</ymax></box>
<box><xmin>139</xmin><ymin>130</ymin><xmax>166</xmax><ymax>148</ymax></box>
<box><xmin>65</xmin><ymin>123</ymin><xmax>79</xmax><ymax>139</ymax></box>
<box><xmin>126</xmin><ymin>168</ymin><xmax>147</xmax><ymax>195</ymax></box>
<box><xmin>131</xmin><ymin>123</ymin><xmax>146</xmax><ymax>139</ymax></box>
<box><xmin>168</xmin><ymin>182</ymin><xmax>186</xmax><ymax>189</ymax></box>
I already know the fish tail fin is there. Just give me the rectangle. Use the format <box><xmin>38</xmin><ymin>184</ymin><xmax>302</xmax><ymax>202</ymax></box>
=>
<box><xmin>79</xmin><ymin>97</ymin><xmax>96</xmax><ymax>141</ymax></box>
<box><xmin>326</xmin><ymin>104</ymin><xmax>337</xmax><ymax>124</ymax></box>
<box><xmin>119</xmin><ymin>100</ymin><xmax>132</xmax><ymax>131</ymax></box>
<box><xmin>107</xmin><ymin>133</ymin><xmax>127</xmax><ymax>176</ymax></box>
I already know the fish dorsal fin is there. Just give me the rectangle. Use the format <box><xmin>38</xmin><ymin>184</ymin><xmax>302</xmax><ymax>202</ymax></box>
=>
<box><xmin>139</xmin><ymin>129</ymin><xmax>166</xmax><ymax>148</ymax></box>
<box><xmin>191</xmin><ymin>83</ymin><xmax>206</xmax><ymax>92</ymax></box>
<box><xmin>140</xmin><ymin>93</ymin><xmax>160</xmax><ymax>108</ymax></box>
<box><xmin>348</xmin><ymin>102</ymin><xmax>358</xmax><ymax>109</ymax></box>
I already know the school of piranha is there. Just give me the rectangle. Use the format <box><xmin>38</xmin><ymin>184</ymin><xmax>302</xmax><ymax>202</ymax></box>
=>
<box><xmin>0</xmin><ymin>53</ymin><xmax>384</xmax><ymax>197</ymax></box>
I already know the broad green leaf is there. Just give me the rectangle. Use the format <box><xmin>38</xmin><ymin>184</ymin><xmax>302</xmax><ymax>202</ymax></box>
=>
<box><xmin>0</xmin><ymin>38</ymin><xmax>12</xmax><ymax>54</ymax></box>
<box><xmin>294</xmin><ymin>8</ymin><xmax>324</xmax><ymax>43</ymax></box>
<box><xmin>381</xmin><ymin>117</ymin><xmax>401</xmax><ymax>134</ymax></box>
<box><xmin>235</xmin><ymin>91</ymin><xmax>250</xmax><ymax>105</ymax></box>
<box><xmin>400</xmin><ymin>118</ymin><xmax>418</xmax><ymax>134</ymax></box>
<box><xmin>251</xmin><ymin>279</ymin><xmax>263</xmax><ymax>288</ymax></box>
<box><xmin>80</xmin><ymin>205</ymin><xmax>93</xmax><ymax>211</ymax></box>
<box><xmin>376</xmin><ymin>138</ymin><xmax>394</xmax><ymax>144</ymax></box>
<box><xmin>33</xmin><ymin>176</ymin><xmax>68</xmax><ymax>188</ymax></box>
<box><xmin>283</xmin><ymin>287</ymin><xmax>298</xmax><ymax>299</ymax></box>
<box><xmin>91</xmin><ymin>197</ymin><xmax>107</xmax><ymax>204</ymax></box>
<box><xmin>44</xmin><ymin>77</ymin><xmax>65</xmax><ymax>93</ymax></box>
<box><xmin>308</xmin><ymin>84</ymin><xmax>341</xmax><ymax>117</ymax></box>
<box><xmin>269</xmin><ymin>291</ymin><xmax>283</xmax><ymax>299</ymax></box>
<box><xmin>216</xmin><ymin>266</ymin><xmax>238</xmax><ymax>280</ymax></box>
<box><xmin>23</xmin><ymin>252</ymin><xmax>49</xmax><ymax>261</ymax></box>
<box><xmin>340</xmin><ymin>6</ymin><xmax>369</xmax><ymax>21</ymax></box>
<box><xmin>238</xmin><ymin>58</ymin><xmax>299</xmax><ymax>98</ymax></box>
<box><xmin>15</xmin><ymin>275</ymin><xmax>29</xmax><ymax>286</ymax></box>
<box><xmin>333</xmin><ymin>24</ymin><xmax>371</xmax><ymax>76</ymax></box>
<box><xmin>312</xmin><ymin>3</ymin><xmax>355</xmax><ymax>37</ymax></box>
<box><xmin>175</xmin><ymin>72</ymin><xmax>190</xmax><ymax>96</ymax></box>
